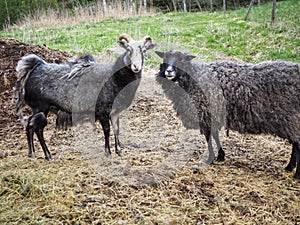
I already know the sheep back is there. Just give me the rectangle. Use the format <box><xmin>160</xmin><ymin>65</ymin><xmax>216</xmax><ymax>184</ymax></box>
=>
<box><xmin>201</xmin><ymin>60</ymin><xmax>300</xmax><ymax>142</ymax></box>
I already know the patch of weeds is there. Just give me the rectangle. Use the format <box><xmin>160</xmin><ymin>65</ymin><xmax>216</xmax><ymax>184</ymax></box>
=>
<box><xmin>0</xmin><ymin>0</ymin><xmax>299</xmax><ymax>62</ymax></box>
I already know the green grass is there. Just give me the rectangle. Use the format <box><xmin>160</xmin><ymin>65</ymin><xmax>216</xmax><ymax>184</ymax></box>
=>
<box><xmin>1</xmin><ymin>0</ymin><xmax>299</xmax><ymax>63</ymax></box>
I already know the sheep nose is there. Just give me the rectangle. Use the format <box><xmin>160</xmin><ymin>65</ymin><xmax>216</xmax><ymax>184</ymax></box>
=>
<box><xmin>131</xmin><ymin>64</ymin><xmax>141</xmax><ymax>73</ymax></box>
<box><xmin>166</xmin><ymin>67</ymin><xmax>173</xmax><ymax>73</ymax></box>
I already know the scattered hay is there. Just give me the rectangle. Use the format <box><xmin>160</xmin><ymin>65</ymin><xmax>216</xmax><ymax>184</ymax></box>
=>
<box><xmin>0</xmin><ymin>40</ymin><xmax>299</xmax><ymax>224</ymax></box>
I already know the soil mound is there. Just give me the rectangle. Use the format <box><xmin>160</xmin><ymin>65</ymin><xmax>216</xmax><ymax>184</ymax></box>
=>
<box><xmin>0</xmin><ymin>38</ymin><xmax>71</xmax><ymax>93</ymax></box>
<box><xmin>0</xmin><ymin>38</ymin><xmax>71</xmax><ymax>136</ymax></box>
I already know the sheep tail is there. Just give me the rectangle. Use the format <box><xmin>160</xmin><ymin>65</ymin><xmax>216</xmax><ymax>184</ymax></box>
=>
<box><xmin>14</xmin><ymin>54</ymin><xmax>45</xmax><ymax>126</ymax></box>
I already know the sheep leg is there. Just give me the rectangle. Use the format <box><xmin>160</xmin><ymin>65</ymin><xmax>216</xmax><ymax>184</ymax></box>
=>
<box><xmin>100</xmin><ymin>116</ymin><xmax>112</xmax><ymax>158</ymax></box>
<box><xmin>26</xmin><ymin>119</ymin><xmax>35</xmax><ymax>158</ymax></box>
<box><xmin>285</xmin><ymin>143</ymin><xmax>297</xmax><ymax>172</ymax></box>
<box><xmin>205</xmin><ymin>131</ymin><xmax>215</xmax><ymax>164</ymax></box>
<box><xmin>293</xmin><ymin>142</ymin><xmax>300</xmax><ymax>179</ymax></box>
<box><xmin>213</xmin><ymin>131</ymin><xmax>225</xmax><ymax>161</ymax></box>
<box><xmin>110</xmin><ymin>112</ymin><xmax>122</xmax><ymax>156</ymax></box>
<box><xmin>32</xmin><ymin>112</ymin><xmax>51</xmax><ymax>160</ymax></box>
<box><xmin>35</xmin><ymin>128</ymin><xmax>52</xmax><ymax>160</ymax></box>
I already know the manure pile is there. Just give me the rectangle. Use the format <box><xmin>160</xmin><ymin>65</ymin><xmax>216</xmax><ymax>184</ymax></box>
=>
<box><xmin>0</xmin><ymin>39</ymin><xmax>299</xmax><ymax>224</ymax></box>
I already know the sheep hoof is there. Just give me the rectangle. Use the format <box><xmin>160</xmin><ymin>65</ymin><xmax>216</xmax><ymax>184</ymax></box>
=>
<box><xmin>285</xmin><ymin>164</ymin><xmax>295</xmax><ymax>172</ymax></box>
<box><xmin>28</xmin><ymin>153</ymin><xmax>35</xmax><ymax>158</ymax></box>
<box><xmin>116</xmin><ymin>151</ymin><xmax>122</xmax><ymax>157</ymax></box>
<box><xmin>45</xmin><ymin>155</ymin><xmax>52</xmax><ymax>161</ymax></box>
<box><xmin>293</xmin><ymin>173</ymin><xmax>300</xmax><ymax>180</ymax></box>
<box><xmin>105</xmin><ymin>152</ymin><xmax>112</xmax><ymax>159</ymax></box>
<box><xmin>216</xmin><ymin>155</ymin><xmax>225</xmax><ymax>162</ymax></box>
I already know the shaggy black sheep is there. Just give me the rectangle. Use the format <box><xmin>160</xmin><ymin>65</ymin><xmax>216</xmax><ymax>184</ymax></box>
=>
<box><xmin>15</xmin><ymin>34</ymin><xmax>155</xmax><ymax>159</ymax></box>
<box><xmin>156</xmin><ymin>50</ymin><xmax>300</xmax><ymax>179</ymax></box>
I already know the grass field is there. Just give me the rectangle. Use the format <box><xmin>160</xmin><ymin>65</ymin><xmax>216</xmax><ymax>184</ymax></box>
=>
<box><xmin>1</xmin><ymin>0</ymin><xmax>299</xmax><ymax>63</ymax></box>
<box><xmin>1</xmin><ymin>0</ymin><xmax>300</xmax><ymax>224</ymax></box>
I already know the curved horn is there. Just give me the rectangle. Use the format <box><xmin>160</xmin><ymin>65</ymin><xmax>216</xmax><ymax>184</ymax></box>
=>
<box><xmin>119</xmin><ymin>34</ymin><xmax>133</xmax><ymax>43</ymax></box>
<box><xmin>142</xmin><ymin>35</ymin><xmax>152</xmax><ymax>43</ymax></box>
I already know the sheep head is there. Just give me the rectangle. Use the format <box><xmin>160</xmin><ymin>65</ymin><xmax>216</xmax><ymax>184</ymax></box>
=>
<box><xmin>118</xmin><ymin>34</ymin><xmax>156</xmax><ymax>73</ymax></box>
<box><xmin>156</xmin><ymin>51</ymin><xmax>195</xmax><ymax>81</ymax></box>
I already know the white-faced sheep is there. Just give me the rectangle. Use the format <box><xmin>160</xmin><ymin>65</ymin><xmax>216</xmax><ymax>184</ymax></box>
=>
<box><xmin>15</xmin><ymin>34</ymin><xmax>155</xmax><ymax>160</ymax></box>
<box><xmin>156</xmin><ymin>50</ymin><xmax>300</xmax><ymax>179</ymax></box>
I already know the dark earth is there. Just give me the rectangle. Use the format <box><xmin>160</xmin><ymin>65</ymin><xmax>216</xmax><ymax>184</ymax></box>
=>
<box><xmin>0</xmin><ymin>38</ymin><xmax>299</xmax><ymax>224</ymax></box>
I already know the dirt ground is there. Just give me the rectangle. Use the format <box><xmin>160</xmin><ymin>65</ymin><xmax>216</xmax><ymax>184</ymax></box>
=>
<box><xmin>0</xmin><ymin>38</ymin><xmax>299</xmax><ymax>224</ymax></box>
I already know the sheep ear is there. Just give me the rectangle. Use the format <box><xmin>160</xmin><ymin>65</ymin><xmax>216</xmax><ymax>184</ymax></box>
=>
<box><xmin>185</xmin><ymin>54</ymin><xmax>196</xmax><ymax>61</ymax></box>
<box><xmin>145</xmin><ymin>43</ymin><xmax>156</xmax><ymax>51</ymax></box>
<box><xmin>155</xmin><ymin>51</ymin><xmax>165</xmax><ymax>58</ymax></box>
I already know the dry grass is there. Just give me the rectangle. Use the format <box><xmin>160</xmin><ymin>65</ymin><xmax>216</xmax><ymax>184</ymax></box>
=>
<box><xmin>9</xmin><ymin>0</ymin><xmax>156</xmax><ymax>29</ymax></box>
<box><xmin>1</xmin><ymin>69</ymin><xmax>299</xmax><ymax>224</ymax></box>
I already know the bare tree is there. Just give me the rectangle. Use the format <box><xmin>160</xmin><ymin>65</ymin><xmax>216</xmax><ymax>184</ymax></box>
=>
<box><xmin>194</xmin><ymin>0</ymin><xmax>202</xmax><ymax>11</ymax></box>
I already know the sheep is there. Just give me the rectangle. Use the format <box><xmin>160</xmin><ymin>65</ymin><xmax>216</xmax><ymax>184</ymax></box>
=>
<box><xmin>15</xmin><ymin>34</ymin><xmax>155</xmax><ymax>160</ymax></box>
<box><xmin>15</xmin><ymin>54</ymin><xmax>95</xmax><ymax>130</ymax></box>
<box><xmin>155</xmin><ymin>50</ymin><xmax>300</xmax><ymax>179</ymax></box>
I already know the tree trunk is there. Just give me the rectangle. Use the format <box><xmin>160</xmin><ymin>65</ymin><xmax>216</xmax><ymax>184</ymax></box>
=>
<box><xmin>244</xmin><ymin>0</ymin><xmax>254</xmax><ymax>20</ymax></box>
<box><xmin>210</xmin><ymin>0</ymin><xmax>213</xmax><ymax>12</ymax></box>
<box><xmin>102</xmin><ymin>0</ymin><xmax>107</xmax><ymax>14</ymax></box>
<box><xmin>129</xmin><ymin>0</ymin><xmax>133</xmax><ymax>14</ymax></box>
<box><xmin>223</xmin><ymin>0</ymin><xmax>226</xmax><ymax>14</ymax></box>
<box><xmin>194</xmin><ymin>0</ymin><xmax>202</xmax><ymax>11</ymax></box>
<box><xmin>143</xmin><ymin>0</ymin><xmax>147</xmax><ymax>13</ymax></box>
<box><xmin>183</xmin><ymin>0</ymin><xmax>187</xmax><ymax>12</ymax></box>
<box><xmin>271</xmin><ymin>0</ymin><xmax>276</xmax><ymax>25</ymax></box>
<box><xmin>172</xmin><ymin>0</ymin><xmax>177</xmax><ymax>12</ymax></box>
<box><xmin>4</xmin><ymin>0</ymin><xmax>10</xmax><ymax>25</ymax></box>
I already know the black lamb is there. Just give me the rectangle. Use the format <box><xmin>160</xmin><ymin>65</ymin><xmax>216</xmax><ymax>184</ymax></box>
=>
<box><xmin>156</xmin><ymin>50</ymin><xmax>300</xmax><ymax>179</ymax></box>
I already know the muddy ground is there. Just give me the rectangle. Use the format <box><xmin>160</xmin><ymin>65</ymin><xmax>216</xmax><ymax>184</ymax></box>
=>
<box><xmin>0</xmin><ymin>38</ymin><xmax>299</xmax><ymax>224</ymax></box>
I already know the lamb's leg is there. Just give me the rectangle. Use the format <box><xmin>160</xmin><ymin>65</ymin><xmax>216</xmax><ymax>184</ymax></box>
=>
<box><xmin>110</xmin><ymin>112</ymin><xmax>122</xmax><ymax>156</ymax></box>
<box><xmin>31</xmin><ymin>112</ymin><xmax>52</xmax><ymax>160</ymax></box>
<box><xmin>213</xmin><ymin>131</ymin><xmax>225</xmax><ymax>161</ymax></box>
<box><xmin>204</xmin><ymin>130</ymin><xmax>215</xmax><ymax>164</ymax></box>
<box><xmin>26</xmin><ymin>117</ymin><xmax>35</xmax><ymax>158</ymax></box>
<box><xmin>35</xmin><ymin>128</ymin><xmax>51</xmax><ymax>160</ymax></box>
<box><xmin>100</xmin><ymin>115</ymin><xmax>112</xmax><ymax>158</ymax></box>
<box><xmin>285</xmin><ymin>143</ymin><xmax>296</xmax><ymax>172</ymax></box>
<box><xmin>293</xmin><ymin>142</ymin><xmax>300</xmax><ymax>179</ymax></box>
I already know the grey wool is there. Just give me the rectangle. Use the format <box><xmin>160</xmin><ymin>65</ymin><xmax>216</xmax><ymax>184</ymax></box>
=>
<box><xmin>156</xmin><ymin>50</ymin><xmax>300</xmax><ymax>179</ymax></box>
<box><xmin>15</xmin><ymin>34</ymin><xmax>155</xmax><ymax>160</ymax></box>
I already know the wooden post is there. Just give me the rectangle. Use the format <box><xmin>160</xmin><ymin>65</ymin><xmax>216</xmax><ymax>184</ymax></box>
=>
<box><xmin>271</xmin><ymin>0</ymin><xmax>276</xmax><ymax>25</ymax></box>
<box><xmin>244</xmin><ymin>0</ymin><xmax>254</xmax><ymax>21</ymax></box>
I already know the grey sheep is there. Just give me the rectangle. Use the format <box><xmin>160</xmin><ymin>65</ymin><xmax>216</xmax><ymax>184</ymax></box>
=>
<box><xmin>156</xmin><ymin>50</ymin><xmax>300</xmax><ymax>179</ymax></box>
<box><xmin>15</xmin><ymin>34</ymin><xmax>155</xmax><ymax>160</ymax></box>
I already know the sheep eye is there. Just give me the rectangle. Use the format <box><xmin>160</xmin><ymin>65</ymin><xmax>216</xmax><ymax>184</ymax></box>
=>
<box><xmin>140</xmin><ymin>46</ymin><xmax>147</xmax><ymax>53</ymax></box>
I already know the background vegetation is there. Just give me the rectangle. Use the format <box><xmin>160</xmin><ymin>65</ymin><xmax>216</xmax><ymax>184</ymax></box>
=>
<box><xmin>1</xmin><ymin>0</ymin><xmax>274</xmax><ymax>29</ymax></box>
<box><xmin>1</xmin><ymin>0</ymin><xmax>299</xmax><ymax>63</ymax></box>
